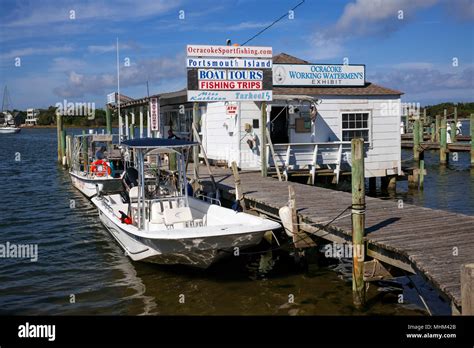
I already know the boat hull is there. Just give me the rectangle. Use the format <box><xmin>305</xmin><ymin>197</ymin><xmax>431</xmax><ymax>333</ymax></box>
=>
<box><xmin>92</xmin><ymin>197</ymin><xmax>280</xmax><ymax>268</ymax></box>
<box><xmin>0</xmin><ymin>127</ymin><xmax>21</xmax><ymax>134</ymax></box>
<box><xmin>70</xmin><ymin>172</ymin><xmax>122</xmax><ymax>198</ymax></box>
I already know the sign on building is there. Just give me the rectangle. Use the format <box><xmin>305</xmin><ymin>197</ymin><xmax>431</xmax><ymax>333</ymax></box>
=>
<box><xmin>107</xmin><ymin>92</ymin><xmax>116</xmax><ymax>104</ymax></box>
<box><xmin>226</xmin><ymin>104</ymin><xmax>238</xmax><ymax>116</ymax></box>
<box><xmin>273</xmin><ymin>64</ymin><xmax>365</xmax><ymax>87</ymax></box>
<box><xmin>187</xmin><ymin>44</ymin><xmax>273</xmax><ymax>102</ymax></box>
<box><xmin>149</xmin><ymin>97</ymin><xmax>159</xmax><ymax>131</ymax></box>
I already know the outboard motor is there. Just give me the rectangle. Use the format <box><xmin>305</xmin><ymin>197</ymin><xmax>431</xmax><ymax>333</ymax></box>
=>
<box><xmin>120</xmin><ymin>167</ymin><xmax>139</xmax><ymax>203</ymax></box>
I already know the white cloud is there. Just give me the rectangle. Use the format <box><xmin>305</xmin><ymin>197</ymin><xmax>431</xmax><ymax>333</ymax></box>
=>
<box><xmin>0</xmin><ymin>45</ymin><xmax>74</xmax><ymax>60</ymax></box>
<box><xmin>87</xmin><ymin>42</ymin><xmax>138</xmax><ymax>54</ymax></box>
<box><xmin>53</xmin><ymin>54</ymin><xmax>185</xmax><ymax>98</ymax></box>
<box><xmin>4</xmin><ymin>0</ymin><xmax>181</xmax><ymax>28</ymax></box>
<box><xmin>50</xmin><ymin>57</ymin><xmax>87</xmax><ymax>72</ymax></box>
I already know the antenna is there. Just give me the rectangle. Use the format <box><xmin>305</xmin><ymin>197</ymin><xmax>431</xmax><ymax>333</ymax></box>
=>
<box><xmin>116</xmin><ymin>38</ymin><xmax>121</xmax><ymax>127</ymax></box>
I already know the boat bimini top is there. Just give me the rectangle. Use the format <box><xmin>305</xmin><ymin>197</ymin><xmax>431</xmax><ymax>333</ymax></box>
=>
<box><xmin>119</xmin><ymin>138</ymin><xmax>198</xmax><ymax>230</ymax></box>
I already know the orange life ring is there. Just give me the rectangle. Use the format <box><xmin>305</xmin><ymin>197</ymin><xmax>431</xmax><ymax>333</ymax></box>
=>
<box><xmin>90</xmin><ymin>160</ymin><xmax>111</xmax><ymax>177</ymax></box>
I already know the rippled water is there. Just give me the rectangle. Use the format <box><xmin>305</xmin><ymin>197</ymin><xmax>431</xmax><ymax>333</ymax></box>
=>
<box><xmin>2</xmin><ymin>128</ymin><xmax>467</xmax><ymax>315</ymax></box>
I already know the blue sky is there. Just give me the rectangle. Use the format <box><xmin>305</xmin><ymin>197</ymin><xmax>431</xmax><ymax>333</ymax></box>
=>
<box><xmin>0</xmin><ymin>0</ymin><xmax>473</xmax><ymax>109</ymax></box>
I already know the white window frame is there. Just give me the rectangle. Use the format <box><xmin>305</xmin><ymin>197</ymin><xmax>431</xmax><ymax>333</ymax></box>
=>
<box><xmin>340</xmin><ymin>110</ymin><xmax>372</xmax><ymax>146</ymax></box>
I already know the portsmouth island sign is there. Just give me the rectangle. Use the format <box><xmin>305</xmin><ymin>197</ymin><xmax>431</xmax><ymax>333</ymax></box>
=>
<box><xmin>273</xmin><ymin>64</ymin><xmax>365</xmax><ymax>87</ymax></box>
<box><xmin>186</xmin><ymin>44</ymin><xmax>273</xmax><ymax>102</ymax></box>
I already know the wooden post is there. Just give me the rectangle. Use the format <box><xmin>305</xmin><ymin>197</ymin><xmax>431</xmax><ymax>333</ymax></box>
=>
<box><xmin>423</xmin><ymin>108</ymin><xmax>427</xmax><ymax>126</ymax></box>
<box><xmin>453</xmin><ymin>106</ymin><xmax>458</xmax><ymax>142</ymax></box>
<box><xmin>231</xmin><ymin>161</ymin><xmax>244</xmax><ymax>210</ymax></box>
<box><xmin>192</xmin><ymin>102</ymin><xmax>199</xmax><ymax>180</ymax></box>
<box><xmin>461</xmin><ymin>264</ymin><xmax>474</xmax><ymax>315</ymax></box>
<box><xmin>105</xmin><ymin>105</ymin><xmax>112</xmax><ymax>135</ymax></box>
<box><xmin>435</xmin><ymin>114</ymin><xmax>441</xmax><ymax>142</ymax></box>
<box><xmin>351</xmin><ymin>138</ymin><xmax>366</xmax><ymax>308</ymax></box>
<box><xmin>261</xmin><ymin>102</ymin><xmax>267</xmax><ymax>178</ymax></box>
<box><xmin>66</xmin><ymin>135</ymin><xmax>72</xmax><ymax>168</ymax></box>
<box><xmin>413</xmin><ymin>119</ymin><xmax>420</xmax><ymax>161</ymax></box>
<box><xmin>129</xmin><ymin>124</ymin><xmax>134</xmax><ymax>139</ymax></box>
<box><xmin>82</xmin><ymin>130</ymin><xmax>88</xmax><ymax>171</ymax></box>
<box><xmin>430</xmin><ymin>122</ymin><xmax>435</xmax><ymax>142</ymax></box>
<box><xmin>471</xmin><ymin>114</ymin><xmax>474</xmax><ymax>167</ymax></box>
<box><xmin>419</xmin><ymin>150</ymin><xmax>425</xmax><ymax>190</ymax></box>
<box><xmin>60</xmin><ymin>129</ymin><xmax>66</xmax><ymax>166</ymax></box>
<box><xmin>440</xmin><ymin>116</ymin><xmax>447</xmax><ymax>165</ymax></box>
<box><xmin>56</xmin><ymin>113</ymin><xmax>63</xmax><ymax>162</ymax></box>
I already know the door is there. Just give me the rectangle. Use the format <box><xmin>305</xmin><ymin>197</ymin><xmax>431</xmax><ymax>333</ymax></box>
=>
<box><xmin>269</xmin><ymin>106</ymin><xmax>289</xmax><ymax>144</ymax></box>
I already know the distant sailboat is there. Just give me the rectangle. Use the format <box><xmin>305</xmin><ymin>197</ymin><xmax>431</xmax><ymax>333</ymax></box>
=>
<box><xmin>0</xmin><ymin>86</ymin><xmax>21</xmax><ymax>134</ymax></box>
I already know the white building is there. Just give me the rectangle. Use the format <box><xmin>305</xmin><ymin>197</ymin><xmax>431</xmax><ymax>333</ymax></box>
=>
<box><xmin>201</xmin><ymin>54</ymin><xmax>403</xmax><ymax>180</ymax></box>
<box><xmin>25</xmin><ymin>108</ymin><xmax>39</xmax><ymax>126</ymax></box>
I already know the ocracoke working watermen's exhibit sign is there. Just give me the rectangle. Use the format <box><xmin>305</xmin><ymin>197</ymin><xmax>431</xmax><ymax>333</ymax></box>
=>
<box><xmin>273</xmin><ymin>64</ymin><xmax>365</xmax><ymax>87</ymax></box>
<box><xmin>186</xmin><ymin>44</ymin><xmax>273</xmax><ymax>102</ymax></box>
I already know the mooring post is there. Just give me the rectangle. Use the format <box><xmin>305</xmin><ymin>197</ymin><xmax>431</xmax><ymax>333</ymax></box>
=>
<box><xmin>419</xmin><ymin>150</ymin><xmax>425</xmax><ymax>189</ymax></box>
<box><xmin>413</xmin><ymin>119</ymin><xmax>420</xmax><ymax>161</ymax></box>
<box><xmin>231</xmin><ymin>161</ymin><xmax>245</xmax><ymax>210</ymax></box>
<box><xmin>453</xmin><ymin>106</ymin><xmax>458</xmax><ymax>142</ymax></box>
<box><xmin>60</xmin><ymin>129</ymin><xmax>66</xmax><ymax>166</ymax></box>
<box><xmin>440</xmin><ymin>116</ymin><xmax>448</xmax><ymax>165</ymax></box>
<box><xmin>471</xmin><ymin>114</ymin><xmax>474</xmax><ymax>167</ymax></box>
<box><xmin>461</xmin><ymin>264</ymin><xmax>474</xmax><ymax>315</ymax></box>
<box><xmin>66</xmin><ymin>135</ymin><xmax>72</xmax><ymax>168</ymax></box>
<box><xmin>430</xmin><ymin>122</ymin><xmax>435</xmax><ymax>142</ymax></box>
<box><xmin>192</xmin><ymin>102</ymin><xmax>199</xmax><ymax>180</ymax></box>
<box><xmin>81</xmin><ymin>130</ymin><xmax>88</xmax><ymax>171</ymax></box>
<box><xmin>105</xmin><ymin>105</ymin><xmax>112</xmax><ymax>135</ymax></box>
<box><xmin>351</xmin><ymin>138</ymin><xmax>366</xmax><ymax>308</ymax></box>
<box><xmin>261</xmin><ymin>102</ymin><xmax>268</xmax><ymax>178</ymax></box>
<box><xmin>435</xmin><ymin>114</ymin><xmax>441</xmax><ymax>142</ymax></box>
<box><xmin>56</xmin><ymin>113</ymin><xmax>63</xmax><ymax>163</ymax></box>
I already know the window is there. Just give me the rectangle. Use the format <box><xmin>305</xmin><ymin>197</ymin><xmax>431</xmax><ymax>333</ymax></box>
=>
<box><xmin>342</xmin><ymin>112</ymin><xmax>370</xmax><ymax>141</ymax></box>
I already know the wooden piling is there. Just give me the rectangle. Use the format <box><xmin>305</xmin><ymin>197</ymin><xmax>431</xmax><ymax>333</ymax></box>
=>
<box><xmin>66</xmin><ymin>135</ymin><xmax>72</xmax><ymax>168</ymax></box>
<box><xmin>82</xmin><ymin>130</ymin><xmax>89</xmax><ymax>170</ymax></box>
<box><xmin>413</xmin><ymin>119</ymin><xmax>420</xmax><ymax>161</ymax></box>
<box><xmin>440</xmin><ymin>116</ymin><xmax>447</xmax><ymax>165</ymax></box>
<box><xmin>261</xmin><ymin>102</ymin><xmax>268</xmax><ymax>178</ymax></box>
<box><xmin>351</xmin><ymin>138</ymin><xmax>366</xmax><ymax>308</ymax></box>
<box><xmin>453</xmin><ymin>107</ymin><xmax>458</xmax><ymax>142</ymax></box>
<box><xmin>471</xmin><ymin>114</ymin><xmax>474</xmax><ymax>167</ymax></box>
<box><xmin>105</xmin><ymin>106</ymin><xmax>112</xmax><ymax>134</ymax></box>
<box><xmin>461</xmin><ymin>264</ymin><xmax>474</xmax><ymax>315</ymax></box>
<box><xmin>423</xmin><ymin>108</ymin><xmax>427</xmax><ymax>125</ymax></box>
<box><xmin>430</xmin><ymin>122</ymin><xmax>435</xmax><ymax>142</ymax></box>
<box><xmin>419</xmin><ymin>150</ymin><xmax>425</xmax><ymax>190</ymax></box>
<box><xmin>231</xmin><ymin>161</ymin><xmax>244</xmax><ymax>208</ymax></box>
<box><xmin>56</xmin><ymin>113</ymin><xmax>63</xmax><ymax>162</ymax></box>
<box><xmin>435</xmin><ymin>114</ymin><xmax>441</xmax><ymax>142</ymax></box>
<box><xmin>60</xmin><ymin>129</ymin><xmax>66</xmax><ymax>166</ymax></box>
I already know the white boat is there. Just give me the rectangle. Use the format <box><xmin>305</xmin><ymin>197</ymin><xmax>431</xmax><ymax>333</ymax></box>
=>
<box><xmin>0</xmin><ymin>87</ymin><xmax>20</xmax><ymax>134</ymax></box>
<box><xmin>69</xmin><ymin>133</ymin><xmax>124</xmax><ymax>198</ymax></box>
<box><xmin>91</xmin><ymin>138</ymin><xmax>281</xmax><ymax>268</ymax></box>
<box><xmin>0</xmin><ymin>125</ymin><xmax>21</xmax><ymax>134</ymax></box>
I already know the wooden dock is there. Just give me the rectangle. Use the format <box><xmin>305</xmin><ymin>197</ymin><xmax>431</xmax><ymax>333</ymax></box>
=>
<box><xmin>193</xmin><ymin>166</ymin><xmax>474</xmax><ymax>314</ymax></box>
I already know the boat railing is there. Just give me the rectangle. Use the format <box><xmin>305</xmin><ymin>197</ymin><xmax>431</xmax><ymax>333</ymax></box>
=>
<box><xmin>194</xmin><ymin>193</ymin><xmax>222</xmax><ymax>206</ymax></box>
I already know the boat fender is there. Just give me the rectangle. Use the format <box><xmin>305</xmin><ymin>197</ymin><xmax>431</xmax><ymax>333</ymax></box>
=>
<box><xmin>118</xmin><ymin>210</ymin><xmax>132</xmax><ymax>224</ymax></box>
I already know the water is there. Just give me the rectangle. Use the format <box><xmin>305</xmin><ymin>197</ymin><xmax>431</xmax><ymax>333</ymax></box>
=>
<box><xmin>2</xmin><ymin>128</ymin><xmax>469</xmax><ymax>315</ymax></box>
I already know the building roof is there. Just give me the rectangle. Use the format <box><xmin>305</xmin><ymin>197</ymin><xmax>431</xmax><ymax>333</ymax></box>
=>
<box><xmin>272</xmin><ymin>52</ymin><xmax>403</xmax><ymax>96</ymax></box>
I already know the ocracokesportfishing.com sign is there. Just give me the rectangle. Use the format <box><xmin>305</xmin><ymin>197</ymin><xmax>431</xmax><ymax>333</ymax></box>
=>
<box><xmin>186</xmin><ymin>44</ymin><xmax>273</xmax><ymax>102</ymax></box>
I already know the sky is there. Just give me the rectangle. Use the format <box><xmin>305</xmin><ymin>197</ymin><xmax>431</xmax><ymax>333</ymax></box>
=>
<box><xmin>0</xmin><ymin>0</ymin><xmax>473</xmax><ymax>109</ymax></box>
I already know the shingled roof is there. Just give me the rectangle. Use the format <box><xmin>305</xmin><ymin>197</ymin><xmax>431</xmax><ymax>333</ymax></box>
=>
<box><xmin>272</xmin><ymin>53</ymin><xmax>403</xmax><ymax>96</ymax></box>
